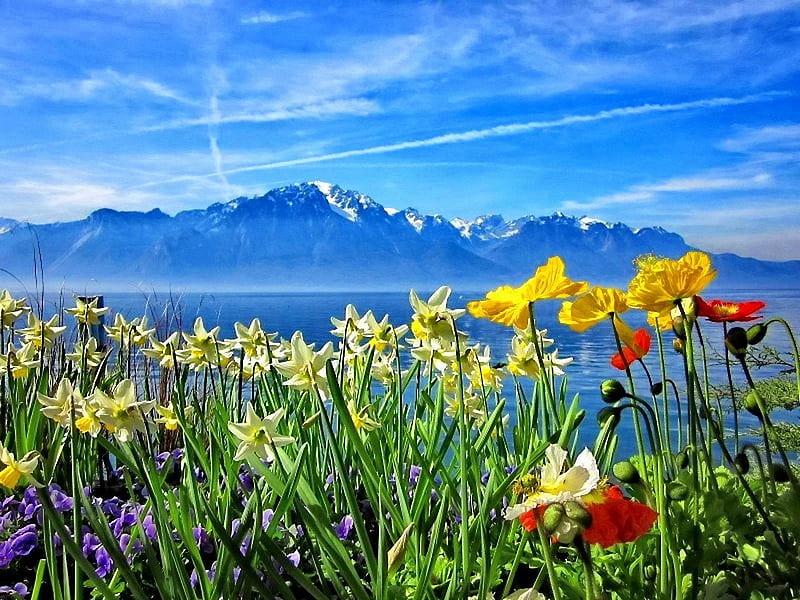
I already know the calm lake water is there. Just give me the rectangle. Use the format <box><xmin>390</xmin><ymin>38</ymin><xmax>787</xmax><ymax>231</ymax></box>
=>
<box><xmin>21</xmin><ymin>287</ymin><xmax>800</xmax><ymax>457</ymax></box>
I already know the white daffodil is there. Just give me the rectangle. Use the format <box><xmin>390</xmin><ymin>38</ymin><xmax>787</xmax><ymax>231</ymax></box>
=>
<box><xmin>274</xmin><ymin>331</ymin><xmax>334</xmax><ymax>396</ymax></box>
<box><xmin>65</xmin><ymin>337</ymin><xmax>106</xmax><ymax>369</ymax></box>
<box><xmin>142</xmin><ymin>331</ymin><xmax>181</xmax><ymax>369</ymax></box>
<box><xmin>94</xmin><ymin>379</ymin><xmax>155</xmax><ymax>442</ymax></box>
<box><xmin>228</xmin><ymin>404</ymin><xmax>295</xmax><ymax>462</ymax></box>
<box><xmin>505</xmin><ymin>444</ymin><xmax>600</xmax><ymax>521</ymax></box>
<box><xmin>38</xmin><ymin>378</ymin><xmax>83</xmax><ymax>428</ymax></box>
<box><xmin>0</xmin><ymin>290</ymin><xmax>30</xmax><ymax>327</ymax></box>
<box><xmin>409</xmin><ymin>286</ymin><xmax>466</xmax><ymax>342</ymax></box>
<box><xmin>19</xmin><ymin>313</ymin><xmax>66</xmax><ymax>348</ymax></box>
<box><xmin>105</xmin><ymin>313</ymin><xmax>155</xmax><ymax>347</ymax></box>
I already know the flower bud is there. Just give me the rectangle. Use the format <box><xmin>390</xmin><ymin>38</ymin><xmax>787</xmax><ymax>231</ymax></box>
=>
<box><xmin>541</xmin><ymin>503</ymin><xmax>566</xmax><ymax>535</ymax></box>
<box><xmin>724</xmin><ymin>327</ymin><xmax>749</xmax><ymax>356</ymax></box>
<box><xmin>746</xmin><ymin>323</ymin><xmax>768</xmax><ymax>346</ymax></box>
<box><xmin>672</xmin><ymin>338</ymin><xmax>684</xmax><ymax>355</ymax></box>
<box><xmin>563</xmin><ymin>500</ymin><xmax>593</xmax><ymax>529</ymax></box>
<box><xmin>650</xmin><ymin>381</ymin><xmax>663</xmax><ymax>396</ymax></box>
<box><xmin>597</xmin><ymin>406</ymin><xmax>622</xmax><ymax>428</ymax></box>
<box><xmin>672</xmin><ymin>316</ymin><xmax>686</xmax><ymax>340</ymax></box>
<box><xmin>600</xmin><ymin>379</ymin><xmax>628</xmax><ymax>404</ymax></box>
<box><xmin>612</xmin><ymin>460</ymin><xmax>641</xmax><ymax>484</ymax></box>
<box><xmin>667</xmin><ymin>481</ymin><xmax>689</xmax><ymax>501</ymax></box>
<box><xmin>742</xmin><ymin>389</ymin><xmax>763</xmax><ymax>419</ymax></box>
<box><xmin>770</xmin><ymin>464</ymin><xmax>790</xmax><ymax>483</ymax></box>
<box><xmin>734</xmin><ymin>452</ymin><xmax>750</xmax><ymax>474</ymax></box>
<box><xmin>675</xmin><ymin>449</ymin><xmax>689</xmax><ymax>469</ymax></box>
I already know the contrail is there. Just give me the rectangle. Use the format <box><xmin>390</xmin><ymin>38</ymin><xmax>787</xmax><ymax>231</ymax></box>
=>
<box><xmin>133</xmin><ymin>92</ymin><xmax>778</xmax><ymax>189</ymax></box>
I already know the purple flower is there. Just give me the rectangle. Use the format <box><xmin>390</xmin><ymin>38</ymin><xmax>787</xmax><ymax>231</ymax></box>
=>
<box><xmin>261</xmin><ymin>509</ymin><xmax>274</xmax><ymax>531</ymax></box>
<box><xmin>409</xmin><ymin>465</ymin><xmax>422</xmax><ymax>485</ymax></box>
<box><xmin>0</xmin><ymin>541</ymin><xmax>14</xmax><ymax>568</ymax></box>
<box><xmin>0</xmin><ymin>583</ymin><xmax>28</xmax><ymax>598</ymax></box>
<box><xmin>333</xmin><ymin>515</ymin><xmax>354</xmax><ymax>541</ymax></box>
<box><xmin>141</xmin><ymin>513</ymin><xmax>157</xmax><ymax>541</ymax></box>
<box><xmin>82</xmin><ymin>532</ymin><xmax>102</xmax><ymax>557</ymax></box>
<box><xmin>9</xmin><ymin>528</ymin><xmax>38</xmax><ymax>557</ymax></box>
<box><xmin>95</xmin><ymin>546</ymin><xmax>114</xmax><ymax>577</ymax></box>
<box><xmin>192</xmin><ymin>526</ymin><xmax>214</xmax><ymax>554</ymax></box>
<box><xmin>119</xmin><ymin>533</ymin><xmax>143</xmax><ymax>556</ymax></box>
<box><xmin>49</xmin><ymin>485</ymin><xmax>74</xmax><ymax>512</ymax></box>
<box><xmin>238</xmin><ymin>468</ymin><xmax>254</xmax><ymax>493</ymax></box>
<box><xmin>286</xmin><ymin>549</ymin><xmax>300</xmax><ymax>568</ymax></box>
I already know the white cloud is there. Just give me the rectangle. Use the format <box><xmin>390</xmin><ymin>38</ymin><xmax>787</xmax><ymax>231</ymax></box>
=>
<box><xmin>720</xmin><ymin>124</ymin><xmax>800</xmax><ymax>153</ymax></box>
<box><xmin>241</xmin><ymin>11</ymin><xmax>307</xmax><ymax>25</ymax></box>
<box><xmin>134</xmin><ymin>93</ymin><xmax>773</xmax><ymax>186</ymax></box>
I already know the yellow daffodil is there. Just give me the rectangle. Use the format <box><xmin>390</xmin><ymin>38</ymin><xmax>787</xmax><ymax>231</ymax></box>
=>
<box><xmin>505</xmin><ymin>444</ymin><xmax>600</xmax><ymax>520</ymax></box>
<box><xmin>228</xmin><ymin>404</ymin><xmax>295</xmax><ymax>462</ymax></box>
<box><xmin>0</xmin><ymin>342</ymin><xmax>39</xmax><ymax>379</ymax></box>
<box><xmin>176</xmin><ymin>317</ymin><xmax>224</xmax><ymax>370</ymax></box>
<box><xmin>347</xmin><ymin>400</ymin><xmax>381</xmax><ymax>432</ymax></box>
<box><xmin>75</xmin><ymin>395</ymin><xmax>103</xmax><ymax>437</ymax></box>
<box><xmin>409</xmin><ymin>286</ymin><xmax>466</xmax><ymax>342</ymax></box>
<box><xmin>65</xmin><ymin>296</ymin><xmax>109</xmax><ymax>325</ymax></box>
<box><xmin>18</xmin><ymin>313</ymin><xmax>66</xmax><ymax>348</ymax></box>
<box><xmin>468</xmin><ymin>257</ymin><xmax>588</xmax><ymax>329</ymax></box>
<box><xmin>94</xmin><ymin>379</ymin><xmax>155</xmax><ymax>442</ymax></box>
<box><xmin>0</xmin><ymin>446</ymin><xmax>40</xmax><ymax>489</ymax></box>
<box><xmin>627</xmin><ymin>251</ymin><xmax>716</xmax><ymax>314</ymax></box>
<box><xmin>155</xmin><ymin>402</ymin><xmax>192</xmax><ymax>431</ymax></box>
<box><xmin>38</xmin><ymin>378</ymin><xmax>83</xmax><ymax>427</ymax></box>
<box><xmin>0</xmin><ymin>290</ymin><xmax>30</xmax><ymax>327</ymax></box>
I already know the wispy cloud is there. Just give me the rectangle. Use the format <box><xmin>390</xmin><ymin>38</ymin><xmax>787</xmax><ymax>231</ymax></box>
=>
<box><xmin>134</xmin><ymin>93</ymin><xmax>776</xmax><ymax>187</ymax></box>
<box><xmin>720</xmin><ymin>123</ymin><xmax>800</xmax><ymax>153</ymax></box>
<box><xmin>241</xmin><ymin>11</ymin><xmax>307</xmax><ymax>25</ymax></box>
<box><xmin>0</xmin><ymin>68</ymin><xmax>196</xmax><ymax>107</ymax></box>
<box><xmin>566</xmin><ymin>172</ymin><xmax>774</xmax><ymax>211</ymax></box>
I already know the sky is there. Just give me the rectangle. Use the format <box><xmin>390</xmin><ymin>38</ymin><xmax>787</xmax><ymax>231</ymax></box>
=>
<box><xmin>1</xmin><ymin>0</ymin><xmax>799</xmax><ymax>260</ymax></box>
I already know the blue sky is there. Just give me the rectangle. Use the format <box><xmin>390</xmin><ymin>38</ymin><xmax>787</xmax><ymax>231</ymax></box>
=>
<box><xmin>1</xmin><ymin>0</ymin><xmax>799</xmax><ymax>260</ymax></box>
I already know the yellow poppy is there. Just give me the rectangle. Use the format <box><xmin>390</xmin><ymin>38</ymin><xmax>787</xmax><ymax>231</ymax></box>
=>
<box><xmin>627</xmin><ymin>251</ymin><xmax>716</xmax><ymax>314</ymax></box>
<box><xmin>558</xmin><ymin>287</ymin><xmax>628</xmax><ymax>332</ymax></box>
<box><xmin>468</xmin><ymin>257</ymin><xmax>588</xmax><ymax>329</ymax></box>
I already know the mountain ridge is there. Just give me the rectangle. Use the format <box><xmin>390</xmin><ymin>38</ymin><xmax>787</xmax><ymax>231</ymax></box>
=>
<box><xmin>0</xmin><ymin>181</ymin><xmax>797</xmax><ymax>292</ymax></box>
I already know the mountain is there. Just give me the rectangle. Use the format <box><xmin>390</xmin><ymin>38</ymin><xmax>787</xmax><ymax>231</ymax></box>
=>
<box><xmin>0</xmin><ymin>182</ymin><xmax>797</xmax><ymax>292</ymax></box>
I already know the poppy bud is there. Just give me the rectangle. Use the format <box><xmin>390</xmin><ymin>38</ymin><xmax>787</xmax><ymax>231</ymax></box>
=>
<box><xmin>672</xmin><ymin>316</ymin><xmax>686</xmax><ymax>340</ymax></box>
<box><xmin>672</xmin><ymin>339</ymin><xmax>684</xmax><ymax>354</ymax></box>
<box><xmin>724</xmin><ymin>327</ymin><xmax>749</xmax><ymax>357</ymax></box>
<box><xmin>667</xmin><ymin>481</ymin><xmax>689</xmax><ymax>501</ymax></box>
<box><xmin>563</xmin><ymin>500</ymin><xmax>593</xmax><ymax>529</ymax></box>
<box><xmin>675</xmin><ymin>449</ymin><xmax>689</xmax><ymax>469</ymax></box>
<box><xmin>650</xmin><ymin>381</ymin><xmax>663</xmax><ymax>396</ymax></box>
<box><xmin>600</xmin><ymin>379</ymin><xmax>628</xmax><ymax>404</ymax></box>
<box><xmin>770</xmin><ymin>464</ymin><xmax>790</xmax><ymax>483</ymax></box>
<box><xmin>612</xmin><ymin>460</ymin><xmax>641</xmax><ymax>484</ymax></box>
<box><xmin>597</xmin><ymin>406</ymin><xmax>622</xmax><ymax>428</ymax></box>
<box><xmin>742</xmin><ymin>389</ymin><xmax>763</xmax><ymax>419</ymax></box>
<box><xmin>746</xmin><ymin>323</ymin><xmax>768</xmax><ymax>346</ymax></box>
<box><xmin>541</xmin><ymin>503</ymin><xmax>566</xmax><ymax>535</ymax></box>
<box><xmin>734</xmin><ymin>452</ymin><xmax>750</xmax><ymax>474</ymax></box>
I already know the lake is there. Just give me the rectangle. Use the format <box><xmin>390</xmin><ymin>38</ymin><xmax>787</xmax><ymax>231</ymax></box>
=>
<box><xmin>19</xmin><ymin>287</ymin><xmax>800</xmax><ymax>457</ymax></box>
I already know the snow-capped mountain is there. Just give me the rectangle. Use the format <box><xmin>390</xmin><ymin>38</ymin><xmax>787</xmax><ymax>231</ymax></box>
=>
<box><xmin>0</xmin><ymin>182</ymin><xmax>796</xmax><ymax>291</ymax></box>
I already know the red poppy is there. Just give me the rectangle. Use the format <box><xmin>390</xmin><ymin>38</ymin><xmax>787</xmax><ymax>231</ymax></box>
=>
<box><xmin>517</xmin><ymin>486</ymin><xmax>657</xmax><ymax>547</ymax></box>
<box><xmin>611</xmin><ymin>328</ymin><xmax>651</xmax><ymax>370</ymax></box>
<box><xmin>582</xmin><ymin>486</ymin><xmax>658</xmax><ymax>548</ymax></box>
<box><xmin>695</xmin><ymin>296</ymin><xmax>765</xmax><ymax>323</ymax></box>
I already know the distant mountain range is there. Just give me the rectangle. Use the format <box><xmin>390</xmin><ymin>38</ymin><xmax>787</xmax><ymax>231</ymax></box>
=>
<box><xmin>1</xmin><ymin>181</ymin><xmax>797</xmax><ymax>292</ymax></box>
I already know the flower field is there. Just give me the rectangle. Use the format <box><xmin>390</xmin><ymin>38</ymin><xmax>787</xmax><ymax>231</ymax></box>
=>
<box><xmin>0</xmin><ymin>252</ymin><xmax>798</xmax><ymax>599</ymax></box>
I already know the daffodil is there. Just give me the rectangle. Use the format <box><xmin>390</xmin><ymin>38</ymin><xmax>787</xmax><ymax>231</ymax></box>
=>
<box><xmin>468</xmin><ymin>257</ymin><xmax>588</xmax><ymax>329</ymax></box>
<box><xmin>18</xmin><ymin>313</ymin><xmax>66</xmax><ymax>348</ymax></box>
<box><xmin>155</xmin><ymin>402</ymin><xmax>192</xmax><ymax>431</ymax></box>
<box><xmin>507</xmin><ymin>337</ymin><xmax>572</xmax><ymax>381</ymax></box>
<box><xmin>65</xmin><ymin>296</ymin><xmax>109</xmax><ymax>325</ymax></box>
<box><xmin>229</xmin><ymin>318</ymin><xmax>277</xmax><ymax>358</ymax></box>
<box><xmin>75</xmin><ymin>395</ymin><xmax>103</xmax><ymax>437</ymax></box>
<box><xmin>38</xmin><ymin>378</ymin><xmax>83</xmax><ymax>427</ymax></box>
<box><xmin>176</xmin><ymin>317</ymin><xmax>223</xmax><ymax>370</ymax></box>
<box><xmin>627</xmin><ymin>251</ymin><xmax>716</xmax><ymax>315</ymax></box>
<box><xmin>274</xmin><ymin>331</ymin><xmax>335</xmax><ymax>396</ymax></box>
<box><xmin>0</xmin><ymin>290</ymin><xmax>30</xmax><ymax>327</ymax></box>
<box><xmin>0</xmin><ymin>342</ymin><xmax>39</xmax><ymax>379</ymax></box>
<box><xmin>410</xmin><ymin>337</ymin><xmax>457</xmax><ymax>374</ymax></box>
<box><xmin>94</xmin><ymin>379</ymin><xmax>155</xmax><ymax>442</ymax></box>
<box><xmin>105</xmin><ymin>314</ymin><xmax>155</xmax><ymax>347</ymax></box>
<box><xmin>0</xmin><ymin>446</ymin><xmax>40</xmax><ymax>489</ymax></box>
<box><xmin>347</xmin><ymin>400</ymin><xmax>381</xmax><ymax>432</ymax></box>
<box><xmin>365</xmin><ymin>313</ymin><xmax>408</xmax><ymax>352</ymax></box>
<box><xmin>443</xmin><ymin>390</ymin><xmax>486</xmax><ymax>426</ymax></box>
<box><xmin>142</xmin><ymin>331</ymin><xmax>181</xmax><ymax>369</ymax></box>
<box><xmin>65</xmin><ymin>337</ymin><xmax>106</xmax><ymax>369</ymax></box>
<box><xmin>409</xmin><ymin>286</ymin><xmax>466</xmax><ymax>342</ymax></box>
<box><xmin>228</xmin><ymin>404</ymin><xmax>295</xmax><ymax>462</ymax></box>
<box><xmin>505</xmin><ymin>444</ymin><xmax>600</xmax><ymax>521</ymax></box>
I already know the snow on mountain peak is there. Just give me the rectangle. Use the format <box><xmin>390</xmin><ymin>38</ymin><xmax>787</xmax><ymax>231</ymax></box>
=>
<box><xmin>310</xmin><ymin>181</ymin><xmax>383</xmax><ymax>222</ymax></box>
